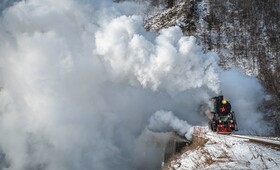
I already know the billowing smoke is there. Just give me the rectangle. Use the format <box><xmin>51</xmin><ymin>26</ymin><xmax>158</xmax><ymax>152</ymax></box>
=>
<box><xmin>0</xmin><ymin>0</ymin><xmax>20</xmax><ymax>13</ymax></box>
<box><xmin>0</xmin><ymin>0</ymin><xmax>270</xmax><ymax>169</ymax></box>
<box><xmin>148</xmin><ymin>110</ymin><xmax>194</xmax><ymax>140</ymax></box>
<box><xmin>220</xmin><ymin>70</ymin><xmax>272</xmax><ymax>134</ymax></box>
<box><xmin>95</xmin><ymin>18</ymin><xmax>219</xmax><ymax>94</ymax></box>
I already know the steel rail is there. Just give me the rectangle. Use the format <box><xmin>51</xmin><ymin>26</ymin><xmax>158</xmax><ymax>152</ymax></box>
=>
<box><xmin>231</xmin><ymin>134</ymin><xmax>280</xmax><ymax>150</ymax></box>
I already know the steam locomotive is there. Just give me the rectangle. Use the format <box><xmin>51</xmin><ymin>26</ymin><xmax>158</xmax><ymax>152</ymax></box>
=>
<box><xmin>209</xmin><ymin>96</ymin><xmax>238</xmax><ymax>134</ymax></box>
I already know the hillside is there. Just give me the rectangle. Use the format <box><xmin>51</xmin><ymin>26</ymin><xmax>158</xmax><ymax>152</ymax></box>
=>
<box><xmin>144</xmin><ymin>0</ymin><xmax>280</xmax><ymax>134</ymax></box>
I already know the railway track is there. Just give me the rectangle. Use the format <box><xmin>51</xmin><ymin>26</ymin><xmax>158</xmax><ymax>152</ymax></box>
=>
<box><xmin>231</xmin><ymin>134</ymin><xmax>280</xmax><ymax>150</ymax></box>
<box><xmin>198</xmin><ymin>125</ymin><xmax>280</xmax><ymax>150</ymax></box>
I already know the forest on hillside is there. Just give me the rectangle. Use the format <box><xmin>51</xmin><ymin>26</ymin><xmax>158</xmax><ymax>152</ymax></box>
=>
<box><xmin>145</xmin><ymin>0</ymin><xmax>280</xmax><ymax>134</ymax></box>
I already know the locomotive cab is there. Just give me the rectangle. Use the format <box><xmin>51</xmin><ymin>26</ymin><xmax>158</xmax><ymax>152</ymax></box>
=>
<box><xmin>209</xmin><ymin>96</ymin><xmax>238</xmax><ymax>134</ymax></box>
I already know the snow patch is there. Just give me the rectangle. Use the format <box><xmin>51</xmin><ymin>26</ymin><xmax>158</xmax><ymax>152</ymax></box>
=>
<box><xmin>169</xmin><ymin>130</ymin><xmax>280</xmax><ymax>170</ymax></box>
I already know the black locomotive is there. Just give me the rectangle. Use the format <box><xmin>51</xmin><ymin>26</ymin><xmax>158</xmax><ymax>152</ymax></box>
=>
<box><xmin>209</xmin><ymin>96</ymin><xmax>238</xmax><ymax>134</ymax></box>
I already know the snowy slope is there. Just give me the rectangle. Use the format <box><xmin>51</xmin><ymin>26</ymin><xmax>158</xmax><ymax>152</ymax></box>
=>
<box><xmin>165</xmin><ymin>129</ymin><xmax>280</xmax><ymax>170</ymax></box>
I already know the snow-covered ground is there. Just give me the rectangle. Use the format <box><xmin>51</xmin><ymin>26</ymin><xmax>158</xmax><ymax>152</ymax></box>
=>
<box><xmin>166</xmin><ymin>129</ymin><xmax>280</xmax><ymax>170</ymax></box>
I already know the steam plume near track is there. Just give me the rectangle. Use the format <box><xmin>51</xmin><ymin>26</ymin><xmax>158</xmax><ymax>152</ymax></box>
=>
<box><xmin>0</xmin><ymin>0</ymin><xmax>271</xmax><ymax>169</ymax></box>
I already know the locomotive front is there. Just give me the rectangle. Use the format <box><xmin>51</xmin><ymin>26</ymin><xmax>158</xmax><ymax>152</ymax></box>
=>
<box><xmin>209</xmin><ymin>96</ymin><xmax>238</xmax><ymax>134</ymax></box>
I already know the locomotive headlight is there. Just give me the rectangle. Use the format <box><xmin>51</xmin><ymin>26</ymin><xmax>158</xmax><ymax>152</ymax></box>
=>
<box><xmin>219</xmin><ymin>120</ymin><xmax>222</xmax><ymax>123</ymax></box>
<box><xmin>230</xmin><ymin>120</ymin><xmax>233</xmax><ymax>123</ymax></box>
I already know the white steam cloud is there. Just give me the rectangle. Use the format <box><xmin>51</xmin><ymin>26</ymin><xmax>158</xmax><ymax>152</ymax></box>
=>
<box><xmin>95</xmin><ymin>17</ymin><xmax>219</xmax><ymax>93</ymax></box>
<box><xmin>0</xmin><ymin>0</ymin><xmax>271</xmax><ymax>170</ymax></box>
<box><xmin>220</xmin><ymin>70</ymin><xmax>272</xmax><ymax>134</ymax></box>
<box><xmin>148</xmin><ymin>110</ymin><xmax>194</xmax><ymax>140</ymax></box>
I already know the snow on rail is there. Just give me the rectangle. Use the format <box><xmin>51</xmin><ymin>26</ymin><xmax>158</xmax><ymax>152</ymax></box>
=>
<box><xmin>231</xmin><ymin>134</ymin><xmax>280</xmax><ymax>149</ymax></box>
